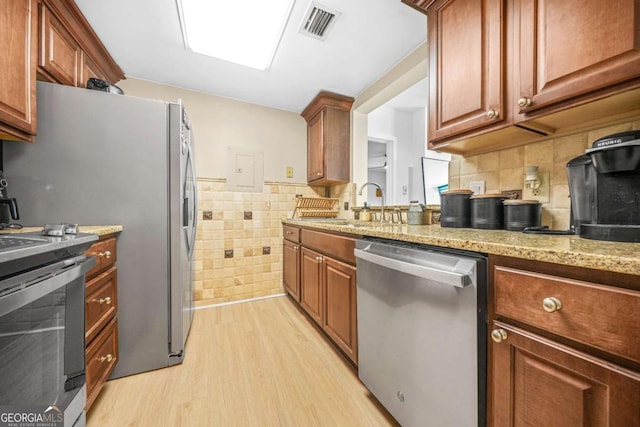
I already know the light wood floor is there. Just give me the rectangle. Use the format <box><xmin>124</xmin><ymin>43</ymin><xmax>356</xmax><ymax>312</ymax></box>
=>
<box><xmin>87</xmin><ymin>296</ymin><xmax>397</xmax><ymax>426</ymax></box>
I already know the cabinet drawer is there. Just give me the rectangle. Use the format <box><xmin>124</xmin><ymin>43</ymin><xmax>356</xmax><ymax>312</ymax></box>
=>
<box><xmin>85</xmin><ymin>266</ymin><xmax>117</xmax><ymax>344</ymax></box>
<box><xmin>301</xmin><ymin>228</ymin><xmax>356</xmax><ymax>265</ymax></box>
<box><xmin>85</xmin><ymin>237</ymin><xmax>117</xmax><ymax>279</ymax></box>
<box><xmin>283</xmin><ymin>225</ymin><xmax>300</xmax><ymax>243</ymax></box>
<box><xmin>86</xmin><ymin>318</ymin><xmax>118</xmax><ymax>410</ymax></box>
<box><xmin>494</xmin><ymin>266</ymin><xmax>640</xmax><ymax>364</ymax></box>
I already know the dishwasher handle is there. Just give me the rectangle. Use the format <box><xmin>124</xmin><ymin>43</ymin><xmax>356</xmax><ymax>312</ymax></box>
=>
<box><xmin>354</xmin><ymin>247</ymin><xmax>472</xmax><ymax>288</ymax></box>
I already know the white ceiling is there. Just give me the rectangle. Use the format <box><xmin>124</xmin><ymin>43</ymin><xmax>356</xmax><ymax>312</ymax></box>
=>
<box><xmin>74</xmin><ymin>0</ymin><xmax>427</xmax><ymax>113</ymax></box>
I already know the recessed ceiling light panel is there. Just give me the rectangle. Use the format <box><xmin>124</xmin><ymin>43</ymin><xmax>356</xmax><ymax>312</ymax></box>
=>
<box><xmin>176</xmin><ymin>0</ymin><xmax>296</xmax><ymax>71</ymax></box>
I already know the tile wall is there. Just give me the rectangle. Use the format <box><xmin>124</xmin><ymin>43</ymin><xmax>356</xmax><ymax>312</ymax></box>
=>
<box><xmin>448</xmin><ymin>117</ymin><xmax>640</xmax><ymax>229</ymax></box>
<box><xmin>194</xmin><ymin>179</ymin><xmax>355</xmax><ymax>306</ymax></box>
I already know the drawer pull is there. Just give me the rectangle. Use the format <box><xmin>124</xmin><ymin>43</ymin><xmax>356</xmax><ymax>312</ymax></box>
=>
<box><xmin>98</xmin><ymin>250</ymin><xmax>112</xmax><ymax>259</ymax></box>
<box><xmin>316</xmin><ymin>256</ymin><xmax>323</xmax><ymax>262</ymax></box>
<box><xmin>486</xmin><ymin>109</ymin><xmax>499</xmax><ymax>119</ymax></box>
<box><xmin>99</xmin><ymin>354</ymin><xmax>113</xmax><ymax>363</ymax></box>
<box><xmin>518</xmin><ymin>97</ymin><xmax>532</xmax><ymax>108</ymax></box>
<box><xmin>286</xmin><ymin>231</ymin><xmax>293</xmax><ymax>235</ymax></box>
<box><xmin>95</xmin><ymin>297</ymin><xmax>112</xmax><ymax>305</ymax></box>
<box><xmin>542</xmin><ymin>297</ymin><xmax>562</xmax><ymax>313</ymax></box>
<box><xmin>491</xmin><ymin>329</ymin><xmax>508</xmax><ymax>343</ymax></box>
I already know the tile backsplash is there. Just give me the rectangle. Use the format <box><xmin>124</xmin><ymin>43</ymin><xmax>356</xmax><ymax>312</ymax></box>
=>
<box><xmin>448</xmin><ymin>116</ymin><xmax>640</xmax><ymax>229</ymax></box>
<box><xmin>194</xmin><ymin>179</ymin><xmax>354</xmax><ymax>306</ymax></box>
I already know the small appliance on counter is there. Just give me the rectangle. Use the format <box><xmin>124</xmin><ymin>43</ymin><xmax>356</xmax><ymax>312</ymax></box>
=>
<box><xmin>0</xmin><ymin>170</ymin><xmax>21</xmax><ymax>230</ymax></box>
<box><xmin>567</xmin><ymin>130</ymin><xmax>640</xmax><ymax>242</ymax></box>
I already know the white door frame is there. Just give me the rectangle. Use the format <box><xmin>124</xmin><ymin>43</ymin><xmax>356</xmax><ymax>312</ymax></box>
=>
<box><xmin>367</xmin><ymin>135</ymin><xmax>396</xmax><ymax>205</ymax></box>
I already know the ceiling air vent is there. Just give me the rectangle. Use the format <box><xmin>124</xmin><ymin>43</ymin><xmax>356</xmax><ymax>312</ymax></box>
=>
<box><xmin>299</xmin><ymin>2</ymin><xmax>341</xmax><ymax>41</ymax></box>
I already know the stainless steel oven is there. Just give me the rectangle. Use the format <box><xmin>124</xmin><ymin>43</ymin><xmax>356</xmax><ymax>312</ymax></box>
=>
<box><xmin>0</xmin><ymin>233</ymin><xmax>97</xmax><ymax>427</ymax></box>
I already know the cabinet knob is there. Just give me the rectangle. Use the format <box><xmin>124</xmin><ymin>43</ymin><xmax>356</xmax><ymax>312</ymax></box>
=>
<box><xmin>96</xmin><ymin>297</ymin><xmax>112</xmax><ymax>305</ymax></box>
<box><xmin>316</xmin><ymin>172</ymin><xmax>322</xmax><ymax>177</ymax></box>
<box><xmin>99</xmin><ymin>354</ymin><xmax>113</xmax><ymax>363</ymax></box>
<box><xmin>542</xmin><ymin>297</ymin><xmax>562</xmax><ymax>313</ymax></box>
<box><xmin>491</xmin><ymin>329</ymin><xmax>508</xmax><ymax>343</ymax></box>
<box><xmin>285</xmin><ymin>231</ymin><xmax>293</xmax><ymax>235</ymax></box>
<box><xmin>316</xmin><ymin>256</ymin><xmax>323</xmax><ymax>262</ymax></box>
<box><xmin>98</xmin><ymin>250</ymin><xmax>112</xmax><ymax>259</ymax></box>
<box><xmin>294</xmin><ymin>245</ymin><xmax>299</xmax><ymax>252</ymax></box>
<box><xmin>486</xmin><ymin>109</ymin><xmax>499</xmax><ymax>119</ymax></box>
<box><xmin>518</xmin><ymin>97</ymin><xmax>532</xmax><ymax>107</ymax></box>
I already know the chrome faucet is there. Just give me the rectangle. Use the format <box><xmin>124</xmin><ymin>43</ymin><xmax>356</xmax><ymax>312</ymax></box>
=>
<box><xmin>358</xmin><ymin>182</ymin><xmax>386</xmax><ymax>223</ymax></box>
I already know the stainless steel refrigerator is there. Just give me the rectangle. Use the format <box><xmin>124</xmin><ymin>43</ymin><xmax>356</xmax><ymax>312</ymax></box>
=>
<box><xmin>3</xmin><ymin>81</ymin><xmax>197</xmax><ymax>378</ymax></box>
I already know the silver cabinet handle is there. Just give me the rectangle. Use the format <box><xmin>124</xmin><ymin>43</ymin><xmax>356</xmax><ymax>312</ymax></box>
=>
<box><xmin>354</xmin><ymin>248</ymin><xmax>471</xmax><ymax>288</ymax></box>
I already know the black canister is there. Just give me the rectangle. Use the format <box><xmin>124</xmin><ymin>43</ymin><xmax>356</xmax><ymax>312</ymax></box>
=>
<box><xmin>470</xmin><ymin>194</ymin><xmax>506</xmax><ymax>229</ymax></box>
<box><xmin>503</xmin><ymin>200</ymin><xmax>542</xmax><ymax>231</ymax></box>
<box><xmin>440</xmin><ymin>190</ymin><xmax>473</xmax><ymax>228</ymax></box>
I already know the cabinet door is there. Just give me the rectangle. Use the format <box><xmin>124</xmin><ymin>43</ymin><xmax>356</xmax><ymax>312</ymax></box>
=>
<box><xmin>0</xmin><ymin>0</ymin><xmax>37</xmax><ymax>140</ymax></box>
<box><xmin>323</xmin><ymin>257</ymin><xmax>357</xmax><ymax>364</ymax></box>
<box><xmin>38</xmin><ymin>3</ymin><xmax>80</xmax><ymax>86</ymax></box>
<box><xmin>491</xmin><ymin>322</ymin><xmax>640</xmax><ymax>427</ymax></box>
<box><xmin>428</xmin><ymin>0</ymin><xmax>505</xmax><ymax>142</ymax></box>
<box><xmin>307</xmin><ymin>111</ymin><xmax>325</xmax><ymax>182</ymax></box>
<box><xmin>518</xmin><ymin>0</ymin><xmax>640</xmax><ymax>114</ymax></box>
<box><xmin>300</xmin><ymin>247</ymin><xmax>324</xmax><ymax>325</ymax></box>
<box><xmin>283</xmin><ymin>240</ymin><xmax>301</xmax><ymax>302</ymax></box>
<box><xmin>80</xmin><ymin>51</ymin><xmax>106</xmax><ymax>88</ymax></box>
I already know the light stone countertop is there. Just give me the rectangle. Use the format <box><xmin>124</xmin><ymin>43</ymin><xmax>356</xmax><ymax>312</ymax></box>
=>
<box><xmin>0</xmin><ymin>225</ymin><xmax>123</xmax><ymax>237</ymax></box>
<box><xmin>282</xmin><ymin>220</ymin><xmax>640</xmax><ymax>276</ymax></box>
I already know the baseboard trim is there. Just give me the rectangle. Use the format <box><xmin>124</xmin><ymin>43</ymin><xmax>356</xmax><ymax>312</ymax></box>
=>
<box><xmin>195</xmin><ymin>293</ymin><xmax>287</xmax><ymax>310</ymax></box>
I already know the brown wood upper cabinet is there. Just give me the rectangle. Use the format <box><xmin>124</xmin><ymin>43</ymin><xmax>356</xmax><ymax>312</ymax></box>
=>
<box><xmin>0</xmin><ymin>0</ymin><xmax>124</xmax><ymax>142</ymax></box>
<box><xmin>37</xmin><ymin>0</ymin><xmax>123</xmax><ymax>88</ymax></box>
<box><xmin>0</xmin><ymin>0</ymin><xmax>38</xmax><ymax>142</ymax></box>
<box><xmin>404</xmin><ymin>0</ymin><xmax>640</xmax><ymax>154</ymax></box>
<box><xmin>516</xmin><ymin>0</ymin><xmax>640</xmax><ymax>115</ymax></box>
<box><xmin>301</xmin><ymin>91</ymin><xmax>354</xmax><ymax>185</ymax></box>
<box><xmin>427</xmin><ymin>0</ymin><xmax>505</xmax><ymax>142</ymax></box>
<box><xmin>39</xmin><ymin>2</ymin><xmax>81</xmax><ymax>86</ymax></box>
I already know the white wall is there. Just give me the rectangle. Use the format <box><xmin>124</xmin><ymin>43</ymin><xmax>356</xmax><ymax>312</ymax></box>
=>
<box><xmin>367</xmin><ymin>106</ymin><xmax>425</xmax><ymax>205</ymax></box>
<box><xmin>352</xmin><ymin>42</ymin><xmax>428</xmax><ymax>205</ymax></box>
<box><xmin>116</xmin><ymin>78</ymin><xmax>307</xmax><ymax>181</ymax></box>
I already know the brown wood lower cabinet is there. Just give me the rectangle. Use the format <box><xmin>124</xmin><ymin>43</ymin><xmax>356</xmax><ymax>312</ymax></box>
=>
<box><xmin>300</xmin><ymin>247</ymin><xmax>324</xmax><ymax>325</ymax></box>
<box><xmin>489</xmin><ymin>255</ymin><xmax>640</xmax><ymax>427</ymax></box>
<box><xmin>322</xmin><ymin>256</ymin><xmax>357</xmax><ymax>363</ymax></box>
<box><xmin>86</xmin><ymin>318</ymin><xmax>118</xmax><ymax>408</ymax></box>
<box><xmin>283</xmin><ymin>225</ymin><xmax>358</xmax><ymax>365</ymax></box>
<box><xmin>491</xmin><ymin>321</ymin><xmax>640</xmax><ymax>427</ymax></box>
<box><xmin>282</xmin><ymin>239</ymin><xmax>300</xmax><ymax>302</ymax></box>
<box><xmin>84</xmin><ymin>233</ymin><xmax>119</xmax><ymax>410</ymax></box>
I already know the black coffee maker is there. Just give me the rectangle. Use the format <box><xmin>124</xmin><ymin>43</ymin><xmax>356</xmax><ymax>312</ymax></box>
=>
<box><xmin>567</xmin><ymin>130</ymin><xmax>640</xmax><ymax>242</ymax></box>
<box><xmin>0</xmin><ymin>170</ymin><xmax>20</xmax><ymax>226</ymax></box>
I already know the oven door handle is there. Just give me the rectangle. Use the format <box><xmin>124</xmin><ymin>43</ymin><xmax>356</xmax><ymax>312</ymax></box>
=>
<box><xmin>0</xmin><ymin>255</ymin><xmax>96</xmax><ymax>318</ymax></box>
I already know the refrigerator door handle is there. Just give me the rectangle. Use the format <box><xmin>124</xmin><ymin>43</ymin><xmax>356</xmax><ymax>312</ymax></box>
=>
<box><xmin>187</xmin><ymin>142</ymin><xmax>197</xmax><ymax>260</ymax></box>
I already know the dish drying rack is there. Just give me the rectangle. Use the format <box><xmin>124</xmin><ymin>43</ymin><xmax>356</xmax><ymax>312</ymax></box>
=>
<box><xmin>291</xmin><ymin>197</ymin><xmax>339</xmax><ymax>219</ymax></box>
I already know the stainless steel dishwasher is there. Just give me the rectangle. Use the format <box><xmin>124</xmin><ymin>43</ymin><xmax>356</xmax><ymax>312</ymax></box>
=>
<box><xmin>355</xmin><ymin>238</ymin><xmax>487</xmax><ymax>427</ymax></box>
